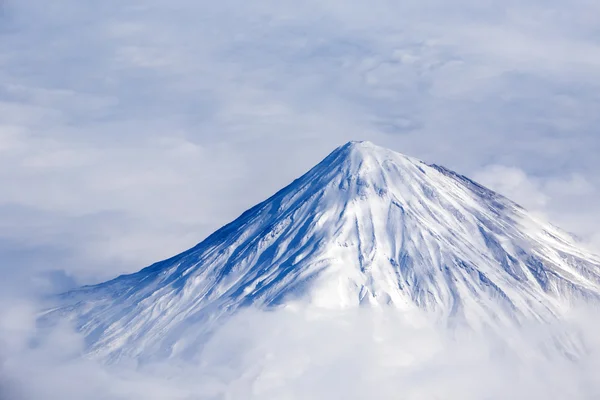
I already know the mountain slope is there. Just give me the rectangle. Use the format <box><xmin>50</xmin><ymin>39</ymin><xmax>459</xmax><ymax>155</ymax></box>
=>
<box><xmin>50</xmin><ymin>141</ymin><xmax>600</xmax><ymax>360</ymax></box>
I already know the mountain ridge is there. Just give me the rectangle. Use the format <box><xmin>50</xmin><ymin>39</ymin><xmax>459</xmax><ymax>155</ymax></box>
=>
<box><xmin>50</xmin><ymin>141</ymin><xmax>600</xmax><ymax>360</ymax></box>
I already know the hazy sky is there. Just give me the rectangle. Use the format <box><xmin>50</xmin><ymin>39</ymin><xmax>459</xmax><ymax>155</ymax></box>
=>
<box><xmin>1</xmin><ymin>0</ymin><xmax>600</xmax><ymax>289</ymax></box>
<box><xmin>2</xmin><ymin>2</ymin><xmax>600</xmax><ymax>399</ymax></box>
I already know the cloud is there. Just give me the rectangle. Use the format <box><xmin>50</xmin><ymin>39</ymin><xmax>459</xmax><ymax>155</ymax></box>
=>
<box><xmin>1</xmin><ymin>1</ymin><xmax>599</xmax><ymax>398</ymax></box>
<box><xmin>3</xmin><ymin>305</ymin><xmax>600</xmax><ymax>400</ymax></box>
<box><xmin>473</xmin><ymin>165</ymin><xmax>549</xmax><ymax>213</ymax></box>
<box><xmin>474</xmin><ymin>164</ymin><xmax>600</xmax><ymax>252</ymax></box>
<box><xmin>1</xmin><ymin>0</ymin><xmax>600</xmax><ymax>287</ymax></box>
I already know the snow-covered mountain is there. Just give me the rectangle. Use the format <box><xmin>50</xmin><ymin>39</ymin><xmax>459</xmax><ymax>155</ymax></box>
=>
<box><xmin>50</xmin><ymin>141</ymin><xmax>600</xmax><ymax>360</ymax></box>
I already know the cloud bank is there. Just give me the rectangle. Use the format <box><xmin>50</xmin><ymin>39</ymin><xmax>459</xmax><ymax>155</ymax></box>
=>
<box><xmin>2</xmin><ymin>305</ymin><xmax>600</xmax><ymax>400</ymax></box>
<box><xmin>2</xmin><ymin>1</ymin><xmax>600</xmax><ymax>398</ymax></box>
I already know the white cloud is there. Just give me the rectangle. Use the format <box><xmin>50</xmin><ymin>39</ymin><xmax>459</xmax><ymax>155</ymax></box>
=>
<box><xmin>3</xmin><ymin>306</ymin><xmax>600</xmax><ymax>399</ymax></box>
<box><xmin>473</xmin><ymin>165</ymin><xmax>549</xmax><ymax>213</ymax></box>
<box><xmin>1</xmin><ymin>6</ymin><xmax>600</xmax><ymax>398</ymax></box>
<box><xmin>474</xmin><ymin>164</ymin><xmax>600</xmax><ymax>252</ymax></box>
<box><xmin>1</xmin><ymin>1</ymin><xmax>599</xmax><ymax>397</ymax></box>
<box><xmin>2</xmin><ymin>0</ymin><xmax>599</xmax><ymax>285</ymax></box>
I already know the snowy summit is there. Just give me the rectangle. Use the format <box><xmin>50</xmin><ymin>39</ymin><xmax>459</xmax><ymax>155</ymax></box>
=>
<box><xmin>51</xmin><ymin>141</ymin><xmax>600</xmax><ymax>360</ymax></box>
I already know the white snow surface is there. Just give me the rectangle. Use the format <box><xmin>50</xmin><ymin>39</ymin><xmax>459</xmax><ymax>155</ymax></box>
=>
<box><xmin>49</xmin><ymin>141</ymin><xmax>600</xmax><ymax>360</ymax></box>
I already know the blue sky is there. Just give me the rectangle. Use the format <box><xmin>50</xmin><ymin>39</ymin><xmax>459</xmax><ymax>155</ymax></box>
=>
<box><xmin>1</xmin><ymin>0</ymin><xmax>600</xmax><ymax>289</ymax></box>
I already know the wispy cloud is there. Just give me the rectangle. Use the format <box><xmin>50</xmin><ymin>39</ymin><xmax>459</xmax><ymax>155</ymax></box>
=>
<box><xmin>2</xmin><ymin>1</ymin><xmax>600</xmax><ymax>398</ymax></box>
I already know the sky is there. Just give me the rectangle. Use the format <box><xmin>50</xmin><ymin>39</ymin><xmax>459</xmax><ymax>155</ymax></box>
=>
<box><xmin>1</xmin><ymin>0</ymin><xmax>600</xmax><ymax>290</ymax></box>
<box><xmin>2</xmin><ymin>1</ymin><xmax>600</xmax><ymax>398</ymax></box>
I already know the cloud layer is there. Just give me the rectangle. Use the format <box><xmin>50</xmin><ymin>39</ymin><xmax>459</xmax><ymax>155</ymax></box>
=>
<box><xmin>3</xmin><ymin>306</ymin><xmax>600</xmax><ymax>400</ymax></box>
<box><xmin>1</xmin><ymin>0</ymin><xmax>600</xmax><ymax>286</ymax></box>
<box><xmin>1</xmin><ymin>2</ymin><xmax>600</xmax><ymax>397</ymax></box>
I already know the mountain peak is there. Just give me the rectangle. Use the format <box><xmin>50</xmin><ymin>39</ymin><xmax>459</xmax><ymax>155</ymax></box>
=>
<box><xmin>54</xmin><ymin>142</ymin><xmax>600</xmax><ymax>360</ymax></box>
<box><xmin>335</xmin><ymin>140</ymin><xmax>407</xmax><ymax>161</ymax></box>
<box><xmin>312</xmin><ymin>140</ymin><xmax>418</xmax><ymax>190</ymax></box>
<box><xmin>343</xmin><ymin>140</ymin><xmax>377</xmax><ymax>151</ymax></box>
